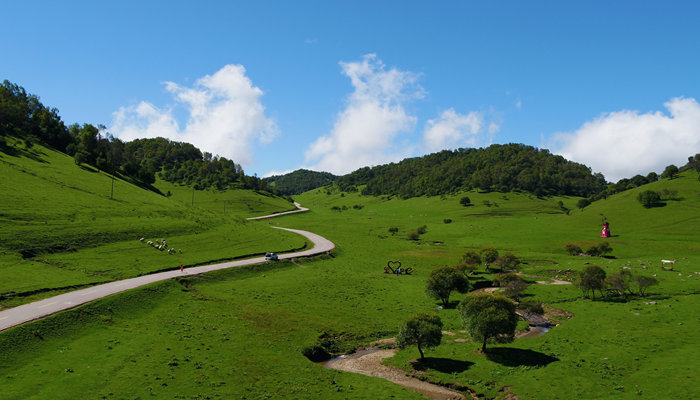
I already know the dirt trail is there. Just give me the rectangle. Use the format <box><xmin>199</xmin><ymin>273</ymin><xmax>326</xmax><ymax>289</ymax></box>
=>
<box><xmin>328</xmin><ymin>349</ymin><xmax>468</xmax><ymax>400</ymax></box>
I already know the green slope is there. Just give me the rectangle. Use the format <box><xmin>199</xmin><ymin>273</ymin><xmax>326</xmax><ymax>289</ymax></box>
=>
<box><xmin>0</xmin><ymin>139</ymin><xmax>304</xmax><ymax>308</ymax></box>
<box><xmin>1</xmin><ymin>157</ymin><xmax>698</xmax><ymax>399</ymax></box>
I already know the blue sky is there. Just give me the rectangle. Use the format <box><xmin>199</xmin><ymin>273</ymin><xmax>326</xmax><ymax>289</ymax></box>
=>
<box><xmin>2</xmin><ymin>1</ymin><xmax>699</xmax><ymax>181</ymax></box>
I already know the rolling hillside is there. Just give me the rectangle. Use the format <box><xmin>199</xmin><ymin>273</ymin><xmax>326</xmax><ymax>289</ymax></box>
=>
<box><xmin>0</xmin><ymin>138</ymin><xmax>303</xmax><ymax>308</ymax></box>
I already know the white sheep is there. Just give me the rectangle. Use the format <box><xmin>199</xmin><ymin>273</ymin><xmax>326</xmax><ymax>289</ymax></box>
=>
<box><xmin>147</xmin><ymin>241</ymin><xmax>153</xmax><ymax>246</ymax></box>
<box><xmin>139</xmin><ymin>237</ymin><xmax>145</xmax><ymax>242</ymax></box>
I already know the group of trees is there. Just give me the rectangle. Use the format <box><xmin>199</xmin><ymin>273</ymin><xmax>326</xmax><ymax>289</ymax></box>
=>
<box><xmin>398</xmin><ymin>249</ymin><xmax>525</xmax><ymax>359</ymax></box>
<box><xmin>1</xmin><ymin>80</ymin><xmax>273</xmax><ymax>193</ymax></box>
<box><xmin>263</xmin><ymin>169</ymin><xmax>337</xmax><ymax>195</ymax></box>
<box><xmin>335</xmin><ymin>144</ymin><xmax>608</xmax><ymax>199</ymax></box>
<box><xmin>461</xmin><ymin>247</ymin><xmax>521</xmax><ymax>273</ymax></box>
<box><xmin>565</xmin><ymin>242</ymin><xmax>613</xmax><ymax>257</ymax></box>
<box><xmin>575</xmin><ymin>265</ymin><xmax>658</xmax><ymax>300</ymax></box>
<box><xmin>397</xmin><ymin>292</ymin><xmax>519</xmax><ymax>358</ymax></box>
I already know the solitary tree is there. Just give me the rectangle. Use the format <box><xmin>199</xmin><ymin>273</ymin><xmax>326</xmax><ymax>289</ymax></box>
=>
<box><xmin>480</xmin><ymin>247</ymin><xmax>499</xmax><ymax>269</ymax></box>
<box><xmin>633</xmin><ymin>275</ymin><xmax>659</xmax><ymax>297</ymax></box>
<box><xmin>425</xmin><ymin>266</ymin><xmax>470</xmax><ymax>307</ymax></box>
<box><xmin>637</xmin><ymin>190</ymin><xmax>662</xmax><ymax>208</ymax></box>
<box><xmin>495</xmin><ymin>252</ymin><xmax>520</xmax><ymax>272</ymax></box>
<box><xmin>458</xmin><ymin>293</ymin><xmax>518</xmax><ymax>352</ymax></box>
<box><xmin>396</xmin><ymin>312</ymin><xmax>443</xmax><ymax>360</ymax></box>
<box><xmin>460</xmin><ymin>196</ymin><xmax>472</xmax><ymax>207</ymax></box>
<box><xmin>577</xmin><ymin>198</ymin><xmax>591</xmax><ymax>210</ymax></box>
<box><xmin>502</xmin><ymin>280</ymin><xmax>528</xmax><ymax>301</ymax></box>
<box><xmin>461</xmin><ymin>250</ymin><xmax>481</xmax><ymax>266</ymax></box>
<box><xmin>605</xmin><ymin>269</ymin><xmax>632</xmax><ymax>298</ymax></box>
<box><xmin>576</xmin><ymin>265</ymin><xmax>606</xmax><ymax>299</ymax></box>
<box><xmin>661</xmin><ymin>164</ymin><xmax>679</xmax><ymax>179</ymax></box>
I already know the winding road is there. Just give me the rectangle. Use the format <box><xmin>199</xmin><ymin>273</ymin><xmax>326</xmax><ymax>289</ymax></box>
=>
<box><xmin>0</xmin><ymin>205</ymin><xmax>333</xmax><ymax>332</ymax></box>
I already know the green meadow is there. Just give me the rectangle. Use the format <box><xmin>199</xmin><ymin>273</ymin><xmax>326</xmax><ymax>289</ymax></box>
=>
<box><xmin>0</xmin><ymin>141</ymin><xmax>303</xmax><ymax>308</ymax></box>
<box><xmin>1</xmin><ymin>140</ymin><xmax>699</xmax><ymax>398</ymax></box>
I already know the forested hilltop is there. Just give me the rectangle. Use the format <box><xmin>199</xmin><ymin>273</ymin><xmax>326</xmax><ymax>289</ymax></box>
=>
<box><xmin>264</xmin><ymin>169</ymin><xmax>337</xmax><ymax>195</ymax></box>
<box><xmin>0</xmin><ymin>80</ymin><xmax>271</xmax><ymax>192</ymax></box>
<box><xmin>336</xmin><ymin>144</ymin><xmax>607</xmax><ymax>198</ymax></box>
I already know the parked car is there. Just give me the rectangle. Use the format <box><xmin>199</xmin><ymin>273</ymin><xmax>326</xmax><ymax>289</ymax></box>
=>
<box><xmin>265</xmin><ymin>252</ymin><xmax>278</xmax><ymax>261</ymax></box>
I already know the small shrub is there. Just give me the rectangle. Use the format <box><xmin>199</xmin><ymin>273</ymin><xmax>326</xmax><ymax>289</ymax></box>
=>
<box><xmin>565</xmin><ymin>244</ymin><xmax>583</xmax><ymax>256</ymax></box>
<box><xmin>502</xmin><ymin>280</ymin><xmax>528</xmax><ymax>301</ymax></box>
<box><xmin>443</xmin><ymin>218</ymin><xmax>452</xmax><ymax>224</ymax></box>
<box><xmin>461</xmin><ymin>250</ymin><xmax>481</xmax><ymax>266</ymax></box>
<box><xmin>416</xmin><ymin>225</ymin><xmax>428</xmax><ymax>235</ymax></box>
<box><xmin>301</xmin><ymin>344</ymin><xmax>330</xmax><ymax>362</ymax></box>
<box><xmin>388</xmin><ymin>227</ymin><xmax>398</xmax><ymax>235</ymax></box>
<box><xmin>460</xmin><ymin>196</ymin><xmax>472</xmax><ymax>207</ymax></box>
<box><xmin>492</xmin><ymin>273</ymin><xmax>522</xmax><ymax>287</ymax></box>
<box><xmin>519</xmin><ymin>300</ymin><xmax>544</xmax><ymax>315</ymax></box>
<box><xmin>352</xmin><ymin>204</ymin><xmax>364</xmax><ymax>209</ymax></box>
<box><xmin>407</xmin><ymin>230</ymin><xmax>420</xmax><ymax>240</ymax></box>
<box><xmin>586</xmin><ymin>243</ymin><xmax>612</xmax><ymax>257</ymax></box>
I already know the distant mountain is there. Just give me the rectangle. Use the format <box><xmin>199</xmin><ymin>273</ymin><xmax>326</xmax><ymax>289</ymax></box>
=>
<box><xmin>264</xmin><ymin>169</ymin><xmax>338</xmax><ymax>195</ymax></box>
<box><xmin>336</xmin><ymin>144</ymin><xmax>608</xmax><ymax>198</ymax></box>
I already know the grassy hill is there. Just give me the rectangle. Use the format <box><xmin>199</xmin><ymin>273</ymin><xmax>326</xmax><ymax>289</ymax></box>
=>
<box><xmin>1</xmin><ymin>144</ymin><xmax>699</xmax><ymax>398</ymax></box>
<box><xmin>0</xmin><ymin>138</ymin><xmax>303</xmax><ymax>308</ymax></box>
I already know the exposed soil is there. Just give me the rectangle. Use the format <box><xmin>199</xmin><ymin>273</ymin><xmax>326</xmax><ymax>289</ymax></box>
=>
<box><xmin>328</xmin><ymin>349</ymin><xmax>471</xmax><ymax>400</ymax></box>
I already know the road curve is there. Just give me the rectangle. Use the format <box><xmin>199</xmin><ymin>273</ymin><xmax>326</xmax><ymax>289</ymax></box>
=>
<box><xmin>246</xmin><ymin>202</ymin><xmax>309</xmax><ymax>220</ymax></box>
<box><xmin>0</xmin><ymin>208</ymin><xmax>333</xmax><ymax>332</ymax></box>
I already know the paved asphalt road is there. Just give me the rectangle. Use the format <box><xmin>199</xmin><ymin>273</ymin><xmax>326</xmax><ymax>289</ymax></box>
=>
<box><xmin>0</xmin><ymin>208</ymin><xmax>333</xmax><ymax>332</ymax></box>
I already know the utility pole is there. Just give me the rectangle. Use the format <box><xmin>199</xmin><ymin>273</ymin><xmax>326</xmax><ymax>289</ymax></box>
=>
<box><xmin>191</xmin><ymin>187</ymin><xmax>195</xmax><ymax>206</ymax></box>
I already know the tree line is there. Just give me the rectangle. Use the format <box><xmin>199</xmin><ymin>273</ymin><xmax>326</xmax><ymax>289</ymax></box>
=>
<box><xmin>0</xmin><ymin>80</ymin><xmax>271</xmax><ymax>192</ymax></box>
<box><xmin>335</xmin><ymin>144</ymin><xmax>608</xmax><ymax>198</ymax></box>
<box><xmin>263</xmin><ymin>169</ymin><xmax>338</xmax><ymax>195</ymax></box>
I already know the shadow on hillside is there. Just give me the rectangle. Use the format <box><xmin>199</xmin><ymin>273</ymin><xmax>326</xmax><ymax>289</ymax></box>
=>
<box><xmin>485</xmin><ymin>347</ymin><xmax>558</xmax><ymax>367</ymax></box>
<box><xmin>411</xmin><ymin>357</ymin><xmax>474</xmax><ymax>373</ymax></box>
<box><xmin>0</xmin><ymin>140</ymin><xmax>49</xmax><ymax>163</ymax></box>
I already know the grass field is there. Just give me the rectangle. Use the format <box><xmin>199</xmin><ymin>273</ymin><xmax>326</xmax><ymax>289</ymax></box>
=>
<box><xmin>0</xmin><ymin>140</ymin><xmax>302</xmax><ymax>309</ymax></box>
<box><xmin>1</xmin><ymin>140</ymin><xmax>699</xmax><ymax>398</ymax></box>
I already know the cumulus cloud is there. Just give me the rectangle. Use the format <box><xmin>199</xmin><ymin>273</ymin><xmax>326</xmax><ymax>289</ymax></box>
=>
<box><xmin>304</xmin><ymin>54</ymin><xmax>424</xmax><ymax>175</ymax></box>
<box><xmin>551</xmin><ymin>97</ymin><xmax>700</xmax><ymax>182</ymax></box>
<box><xmin>111</xmin><ymin>65</ymin><xmax>278</xmax><ymax>167</ymax></box>
<box><xmin>423</xmin><ymin>108</ymin><xmax>483</xmax><ymax>152</ymax></box>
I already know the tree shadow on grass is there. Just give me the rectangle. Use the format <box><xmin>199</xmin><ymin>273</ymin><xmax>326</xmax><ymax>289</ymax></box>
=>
<box><xmin>411</xmin><ymin>357</ymin><xmax>474</xmax><ymax>373</ymax></box>
<box><xmin>485</xmin><ymin>347</ymin><xmax>558</xmax><ymax>367</ymax></box>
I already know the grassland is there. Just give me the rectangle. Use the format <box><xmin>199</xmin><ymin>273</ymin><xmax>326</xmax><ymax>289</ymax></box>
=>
<box><xmin>0</xmin><ymin>140</ymin><xmax>303</xmax><ymax>309</ymax></box>
<box><xmin>1</xmin><ymin>141</ymin><xmax>699</xmax><ymax>398</ymax></box>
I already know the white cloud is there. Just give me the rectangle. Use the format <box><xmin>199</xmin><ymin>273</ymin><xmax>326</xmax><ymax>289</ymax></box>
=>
<box><xmin>551</xmin><ymin>97</ymin><xmax>700</xmax><ymax>182</ymax></box>
<box><xmin>262</xmin><ymin>169</ymin><xmax>295</xmax><ymax>178</ymax></box>
<box><xmin>111</xmin><ymin>65</ymin><xmax>278</xmax><ymax>167</ymax></box>
<box><xmin>423</xmin><ymin>108</ymin><xmax>483</xmax><ymax>152</ymax></box>
<box><xmin>304</xmin><ymin>54</ymin><xmax>424</xmax><ymax>175</ymax></box>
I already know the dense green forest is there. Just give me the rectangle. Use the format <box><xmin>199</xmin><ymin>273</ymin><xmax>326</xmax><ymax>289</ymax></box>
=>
<box><xmin>0</xmin><ymin>80</ymin><xmax>271</xmax><ymax>192</ymax></box>
<box><xmin>264</xmin><ymin>169</ymin><xmax>337</xmax><ymax>195</ymax></box>
<box><xmin>335</xmin><ymin>144</ymin><xmax>607</xmax><ymax>198</ymax></box>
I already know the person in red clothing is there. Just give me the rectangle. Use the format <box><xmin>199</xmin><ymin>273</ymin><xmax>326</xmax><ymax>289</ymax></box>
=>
<box><xmin>601</xmin><ymin>221</ymin><xmax>610</xmax><ymax>238</ymax></box>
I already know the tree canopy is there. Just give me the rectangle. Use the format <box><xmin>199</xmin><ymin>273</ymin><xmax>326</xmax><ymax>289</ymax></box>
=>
<box><xmin>335</xmin><ymin>144</ymin><xmax>607</xmax><ymax>198</ymax></box>
<box><xmin>458</xmin><ymin>293</ymin><xmax>519</xmax><ymax>352</ymax></box>
<box><xmin>425</xmin><ymin>265</ymin><xmax>470</xmax><ymax>307</ymax></box>
<box><xmin>396</xmin><ymin>313</ymin><xmax>443</xmax><ymax>360</ymax></box>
